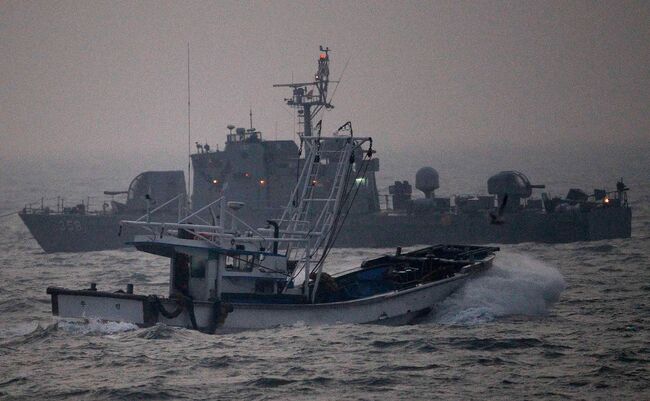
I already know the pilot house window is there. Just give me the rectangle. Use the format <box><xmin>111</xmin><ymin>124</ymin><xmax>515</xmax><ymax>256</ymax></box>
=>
<box><xmin>190</xmin><ymin>256</ymin><xmax>206</xmax><ymax>278</ymax></box>
<box><xmin>174</xmin><ymin>252</ymin><xmax>206</xmax><ymax>280</ymax></box>
<box><xmin>225</xmin><ymin>254</ymin><xmax>255</xmax><ymax>272</ymax></box>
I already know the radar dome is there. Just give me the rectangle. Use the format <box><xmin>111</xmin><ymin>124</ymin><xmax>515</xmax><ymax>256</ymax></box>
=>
<box><xmin>415</xmin><ymin>167</ymin><xmax>439</xmax><ymax>198</ymax></box>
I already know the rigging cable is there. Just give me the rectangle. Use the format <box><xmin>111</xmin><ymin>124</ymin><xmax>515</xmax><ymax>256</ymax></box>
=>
<box><xmin>309</xmin><ymin>141</ymin><xmax>372</xmax><ymax>277</ymax></box>
<box><xmin>289</xmin><ymin>137</ymin><xmax>372</xmax><ymax>283</ymax></box>
<box><xmin>328</xmin><ymin>55</ymin><xmax>351</xmax><ymax>106</ymax></box>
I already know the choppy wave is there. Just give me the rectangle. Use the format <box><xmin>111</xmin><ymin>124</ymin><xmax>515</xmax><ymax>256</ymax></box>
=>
<box><xmin>1</xmin><ymin>323</ymin><xmax>59</xmax><ymax>347</ymax></box>
<box><xmin>122</xmin><ymin>323</ymin><xmax>180</xmax><ymax>340</ymax></box>
<box><xmin>432</xmin><ymin>251</ymin><xmax>566</xmax><ymax>325</ymax></box>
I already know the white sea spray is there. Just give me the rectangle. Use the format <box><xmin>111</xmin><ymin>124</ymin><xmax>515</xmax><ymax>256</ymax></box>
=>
<box><xmin>433</xmin><ymin>251</ymin><xmax>566</xmax><ymax>325</ymax></box>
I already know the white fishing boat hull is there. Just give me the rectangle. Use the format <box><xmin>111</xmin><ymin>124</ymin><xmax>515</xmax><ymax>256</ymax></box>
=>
<box><xmin>221</xmin><ymin>273</ymin><xmax>467</xmax><ymax>329</ymax></box>
<box><xmin>48</xmin><ymin>262</ymin><xmax>488</xmax><ymax>331</ymax></box>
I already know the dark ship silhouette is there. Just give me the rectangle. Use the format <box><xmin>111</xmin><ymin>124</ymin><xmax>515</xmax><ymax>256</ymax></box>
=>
<box><xmin>19</xmin><ymin>48</ymin><xmax>631</xmax><ymax>252</ymax></box>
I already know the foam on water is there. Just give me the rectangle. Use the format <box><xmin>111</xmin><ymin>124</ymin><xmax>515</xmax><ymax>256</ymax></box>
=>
<box><xmin>432</xmin><ymin>251</ymin><xmax>566</xmax><ymax>325</ymax></box>
<box><xmin>56</xmin><ymin>318</ymin><xmax>139</xmax><ymax>335</ymax></box>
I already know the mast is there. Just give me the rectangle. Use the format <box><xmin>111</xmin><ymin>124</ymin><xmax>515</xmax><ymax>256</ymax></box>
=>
<box><xmin>273</xmin><ymin>46</ymin><xmax>336</xmax><ymax>137</ymax></box>
<box><xmin>187</xmin><ymin>43</ymin><xmax>192</xmax><ymax>208</ymax></box>
<box><xmin>272</xmin><ymin>47</ymin><xmax>375</xmax><ymax>302</ymax></box>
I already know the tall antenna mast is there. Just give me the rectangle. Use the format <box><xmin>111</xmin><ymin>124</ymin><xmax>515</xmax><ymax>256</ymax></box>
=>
<box><xmin>186</xmin><ymin>43</ymin><xmax>191</xmax><ymax>206</ymax></box>
<box><xmin>274</xmin><ymin>46</ymin><xmax>337</xmax><ymax>137</ymax></box>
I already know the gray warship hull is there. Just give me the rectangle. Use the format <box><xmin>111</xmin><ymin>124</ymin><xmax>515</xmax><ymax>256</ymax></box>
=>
<box><xmin>337</xmin><ymin>206</ymin><xmax>632</xmax><ymax>247</ymax></box>
<box><xmin>20</xmin><ymin>202</ymin><xmax>632</xmax><ymax>252</ymax></box>
<box><xmin>19</xmin><ymin>213</ymin><xmax>134</xmax><ymax>253</ymax></box>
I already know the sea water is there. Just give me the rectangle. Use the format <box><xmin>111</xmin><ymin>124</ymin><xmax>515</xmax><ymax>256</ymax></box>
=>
<box><xmin>0</xmin><ymin>149</ymin><xmax>648</xmax><ymax>400</ymax></box>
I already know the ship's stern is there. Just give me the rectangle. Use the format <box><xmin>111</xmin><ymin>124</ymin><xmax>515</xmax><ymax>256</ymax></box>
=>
<box><xmin>47</xmin><ymin>287</ymin><xmax>157</xmax><ymax>326</ymax></box>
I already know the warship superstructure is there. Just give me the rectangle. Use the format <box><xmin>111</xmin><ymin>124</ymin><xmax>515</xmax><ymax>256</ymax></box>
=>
<box><xmin>190</xmin><ymin>47</ymin><xmax>380</xmax><ymax>230</ymax></box>
<box><xmin>191</xmin><ymin>130</ymin><xmax>631</xmax><ymax>247</ymax></box>
<box><xmin>18</xmin><ymin>47</ymin><xmax>632</xmax><ymax>253</ymax></box>
<box><xmin>336</xmin><ymin>169</ymin><xmax>631</xmax><ymax>246</ymax></box>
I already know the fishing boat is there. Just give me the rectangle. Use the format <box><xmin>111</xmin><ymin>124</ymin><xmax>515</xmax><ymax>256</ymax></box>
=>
<box><xmin>46</xmin><ymin>122</ymin><xmax>498</xmax><ymax>331</ymax></box>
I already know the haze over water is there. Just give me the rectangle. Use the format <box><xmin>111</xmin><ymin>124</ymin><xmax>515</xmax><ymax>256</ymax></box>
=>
<box><xmin>2</xmin><ymin>1</ymin><xmax>648</xmax><ymax>164</ymax></box>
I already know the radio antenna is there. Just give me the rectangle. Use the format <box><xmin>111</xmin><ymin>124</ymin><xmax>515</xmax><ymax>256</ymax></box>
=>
<box><xmin>186</xmin><ymin>42</ymin><xmax>191</xmax><ymax>207</ymax></box>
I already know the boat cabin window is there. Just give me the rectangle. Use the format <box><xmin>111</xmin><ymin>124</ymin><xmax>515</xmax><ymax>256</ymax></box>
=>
<box><xmin>225</xmin><ymin>254</ymin><xmax>256</xmax><ymax>272</ymax></box>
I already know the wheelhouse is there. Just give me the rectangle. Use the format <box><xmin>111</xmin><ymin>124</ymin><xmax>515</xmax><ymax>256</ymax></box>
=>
<box><xmin>131</xmin><ymin>236</ymin><xmax>293</xmax><ymax>304</ymax></box>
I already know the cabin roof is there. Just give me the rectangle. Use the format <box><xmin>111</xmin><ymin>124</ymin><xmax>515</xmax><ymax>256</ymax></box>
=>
<box><xmin>128</xmin><ymin>236</ymin><xmax>282</xmax><ymax>259</ymax></box>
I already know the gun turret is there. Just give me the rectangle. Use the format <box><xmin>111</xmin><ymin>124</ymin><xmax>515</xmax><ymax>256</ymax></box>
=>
<box><xmin>487</xmin><ymin>171</ymin><xmax>545</xmax><ymax>212</ymax></box>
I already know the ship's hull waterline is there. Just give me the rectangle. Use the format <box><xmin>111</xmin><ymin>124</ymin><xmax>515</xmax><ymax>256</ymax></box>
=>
<box><xmin>21</xmin><ymin>205</ymin><xmax>632</xmax><ymax>253</ymax></box>
<box><xmin>47</xmin><ymin>261</ymin><xmax>491</xmax><ymax>331</ymax></box>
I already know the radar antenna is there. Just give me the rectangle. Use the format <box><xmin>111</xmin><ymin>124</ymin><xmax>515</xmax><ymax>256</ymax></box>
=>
<box><xmin>273</xmin><ymin>46</ymin><xmax>338</xmax><ymax>137</ymax></box>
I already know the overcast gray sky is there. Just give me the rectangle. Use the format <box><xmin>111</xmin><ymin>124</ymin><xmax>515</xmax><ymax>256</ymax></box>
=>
<box><xmin>2</xmin><ymin>0</ymin><xmax>648</xmax><ymax>167</ymax></box>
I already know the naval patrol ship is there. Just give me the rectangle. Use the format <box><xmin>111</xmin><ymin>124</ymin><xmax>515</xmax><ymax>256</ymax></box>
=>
<box><xmin>188</xmin><ymin>47</ymin><xmax>632</xmax><ymax>247</ymax></box>
<box><xmin>18</xmin><ymin>47</ymin><xmax>632</xmax><ymax>252</ymax></box>
<box><xmin>191</xmin><ymin>126</ymin><xmax>632</xmax><ymax>247</ymax></box>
